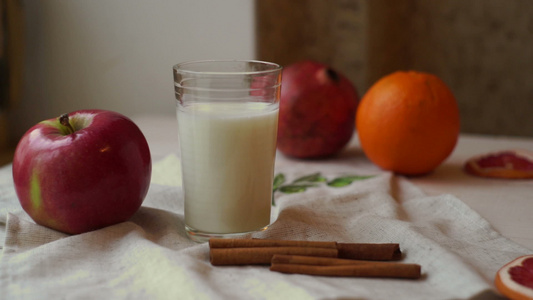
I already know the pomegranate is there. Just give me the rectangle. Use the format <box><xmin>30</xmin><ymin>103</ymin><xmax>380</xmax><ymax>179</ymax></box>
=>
<box><xmin>277</xmin><ymin>61</ymin><xmax>359</xmax><ymax>158</ymax></box>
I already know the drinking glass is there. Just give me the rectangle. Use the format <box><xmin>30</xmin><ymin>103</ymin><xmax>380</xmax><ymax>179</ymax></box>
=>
<box><xmin>173</xmin><ymin>60</ymin><xmax>282</xmax><ymax>242</ymax></box>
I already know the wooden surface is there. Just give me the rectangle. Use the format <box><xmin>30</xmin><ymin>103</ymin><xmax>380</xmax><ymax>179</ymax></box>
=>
<box><xmin>256</xmin><ymin>0</ymin><xmax>533</xmax><ymax>137</ymax></box>
<box><xmin>1</xmin><ymin>0</ymin><xmax>25</xmax><ymax>165</ymax></box>
<box><xmin>0</xmin><ymin>113</ymin><xmax>13</xmax><ymax>166</ymax></box>
<box><xmin>255</xmin><ymin>0</ymin><xmax>367</xmax><ymax>98</ymax></box>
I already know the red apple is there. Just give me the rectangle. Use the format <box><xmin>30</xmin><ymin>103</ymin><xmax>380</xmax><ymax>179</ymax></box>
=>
<box><xmin>277</xmin><ymin>61</ymin><xmax>359</xmax><ymax>158</ymax></box>
<box><xmin>12</xmin><ymin>110</ymin><xmax>152</xmax><ymax>234</ymax></box>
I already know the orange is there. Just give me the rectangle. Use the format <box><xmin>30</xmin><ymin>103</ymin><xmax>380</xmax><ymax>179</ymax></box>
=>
<box><xmin>356</xmin><ymin>71</ymin><xmax>460</xmax><ymax>175</ymax></box>
<box><xmin>494</xmin><ymin>255</ymin><xmax>533</xmax><ymax>300</ymax></box>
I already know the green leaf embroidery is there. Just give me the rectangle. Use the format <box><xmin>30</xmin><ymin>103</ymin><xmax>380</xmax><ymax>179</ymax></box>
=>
<box><xmin>271</xmin><ymin>172</ymin><xmax>374</xmax><ymax>205</ymax></box>
<box><xmin>327</xmin><ymin>175</ymin><xmax>375</xmax><ymax>187</ymax></box>
<box><xmin>272</xmin><ymin>173</ymin><xmax>286</xmax><ymax>191</ymax></box>
<box><xmin>293</xmin><ymin>172</ymin><xmax>327</xmax><ymax>183</ymax></box>
<box><xmin>272</xmin><ymin>173</ymin><xmax>286</xmax><ymax>206</ymax></box>
<box><xmin>279</xmin><ymin>184</ymin><xmax>317</xmax><ymax>194</ymax></box>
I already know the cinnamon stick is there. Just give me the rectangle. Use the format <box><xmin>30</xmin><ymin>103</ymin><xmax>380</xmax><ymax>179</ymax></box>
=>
<box><xmin>209</xmin><ymin>238</ymin><xmax>337</xmax><ymax>249</ymax></box>
<box><xmin>209</xmin><ymin>238</ymin><xmax>402</xmax><ymax>261</ymax></box>
<box><xmin>210</xmin><ymin>247</ymin><xmax>338</xmax><ymax>266</ymax></box>
<box><xmin>337</xmin><ymin>243</ymin><xmax>402</xmax><ymax>261</ymax></box>
<box><xmin>270</xmin><ymin>256</ymin><xmax>421</xmax><ymax>279</ymax></box>
<box><xmin>272</xmin><ymin>254</ymin><xmax>380</xmax><ymax>266</ymax></box>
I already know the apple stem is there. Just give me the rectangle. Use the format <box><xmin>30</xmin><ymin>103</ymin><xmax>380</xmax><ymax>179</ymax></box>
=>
<box><xmin>59</xmin><ymin>113</ymin><xmax>75</xmax><ymax>134</ymax></box>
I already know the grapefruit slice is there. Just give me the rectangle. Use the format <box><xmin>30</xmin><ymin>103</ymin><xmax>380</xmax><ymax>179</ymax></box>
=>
<box><xmin>495</xmin><ymin>255</ymin><xmax>533</xmax><ymax>300</ymax></box>
<box><xmin>464</xmin><ymin>149</ymin><xmax>533</xmax><ymax>179</ymax></box>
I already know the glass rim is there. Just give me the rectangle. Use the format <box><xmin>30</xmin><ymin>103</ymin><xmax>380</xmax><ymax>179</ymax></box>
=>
<box><xmin>173</xmin><ymin>59</ymin><xmax>282</xmax><ymax>76</ymax></box>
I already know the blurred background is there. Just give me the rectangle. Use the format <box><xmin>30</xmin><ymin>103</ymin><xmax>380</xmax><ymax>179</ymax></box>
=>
<box><xmin>1</xmin><ymin>0</ymin><xmax>532</xmax><ymax>165</ymax></box>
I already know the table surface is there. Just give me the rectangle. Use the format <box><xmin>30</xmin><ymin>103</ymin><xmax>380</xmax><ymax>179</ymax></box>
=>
<box><xmin>1</xmin><ymin>114</ymin><xmax>531</xmax><ymax>299</ymax></box>
<box><xmin>133</xmin><ymin>114</ymin><xmax>533</xmax><ymax>251</ymax></box>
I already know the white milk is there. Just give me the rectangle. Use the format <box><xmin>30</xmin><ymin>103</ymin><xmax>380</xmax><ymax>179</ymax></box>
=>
<box><xmin>177</xmin><ymin>102</ymin><xmax>278</xmax><ymax>234</ymax></box>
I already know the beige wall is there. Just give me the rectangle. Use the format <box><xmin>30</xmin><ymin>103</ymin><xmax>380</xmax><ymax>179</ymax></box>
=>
<box><xmin>9</xmin><ymin>0</ymin><xmax>255</xmax><ymax>141</ymax></box>
<box><xmin>7</xmin><ymin>0</ymin><xmax>533</xmax><ymax>143</ymax></box>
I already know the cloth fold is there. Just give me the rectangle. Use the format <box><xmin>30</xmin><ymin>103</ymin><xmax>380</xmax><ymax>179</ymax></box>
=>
<box><xmin>0</xmin><ymin>156</ymin><xmax>529</xmax><ymax>299</ymax></box>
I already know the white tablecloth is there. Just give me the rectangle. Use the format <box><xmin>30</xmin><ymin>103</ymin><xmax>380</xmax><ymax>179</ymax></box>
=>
<box><xmin>1</xmin><ymin>115</ymin><xmax>532</xmax><ymax>299</ymax></box>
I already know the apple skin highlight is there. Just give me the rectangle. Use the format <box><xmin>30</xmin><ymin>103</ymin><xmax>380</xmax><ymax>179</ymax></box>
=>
<box><xmin>12</xmin><ymin>109</ymin><xmax>152</xmax><ymax>234</ymax></box>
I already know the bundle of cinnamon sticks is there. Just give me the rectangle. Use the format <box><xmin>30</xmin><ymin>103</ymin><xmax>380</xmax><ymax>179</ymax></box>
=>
<box><xmin>209</xmin><ymin>238</ymin><xmax>421</xmax><ymax>279</ymax></box>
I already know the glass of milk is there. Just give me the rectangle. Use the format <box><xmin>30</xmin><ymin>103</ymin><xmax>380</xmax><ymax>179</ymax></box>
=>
<box><xmin>173</xmin><ymin>60</ymin><xmax>282</xmax><ymax>242</ymax></box>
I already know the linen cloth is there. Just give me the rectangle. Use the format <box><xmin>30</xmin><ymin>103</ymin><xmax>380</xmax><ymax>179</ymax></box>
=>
<box><xmin>0</xmin><ymin>153</ymin><xmax>530</xmax><ymax>300</ymax></box>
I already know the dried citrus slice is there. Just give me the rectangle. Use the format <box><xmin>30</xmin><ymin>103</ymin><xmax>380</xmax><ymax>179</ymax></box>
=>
<box><xmin>464</xmin><ymin>149</ymin><xmax>533</xmax><ymax>179</ymax></box>
<box><xmin>495</xmin><ymin>255</ymin><xmax>533</xmax><ymax>300</ymax></box>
